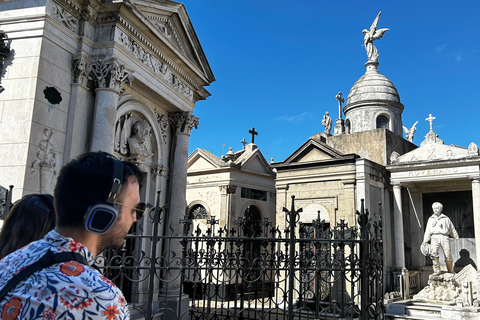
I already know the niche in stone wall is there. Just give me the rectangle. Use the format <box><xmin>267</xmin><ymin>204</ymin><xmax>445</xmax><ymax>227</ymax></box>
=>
<box><xmin>114</xmin><ymin>112</ymin><xmax>156</xmax><ymax>163</ymax></box>
<box><xmin>422</xmin><ymin>191</ymin><xmax>475</xmax><ymax>269</ymax></box>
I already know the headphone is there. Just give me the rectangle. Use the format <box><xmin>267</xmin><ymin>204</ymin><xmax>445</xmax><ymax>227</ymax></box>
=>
<box><xmin>84</xmin><ymin>158</ymin><xmax>123</xmax><ymax>234</ymax></box>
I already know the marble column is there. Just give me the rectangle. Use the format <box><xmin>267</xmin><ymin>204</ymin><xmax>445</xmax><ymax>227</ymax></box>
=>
<box><xmin>156</xmin><ymin>112</ymin><xmax>197</xmax><ymax>318</ymax></box>
<box><xmin>168</xmin><ymin>112</ymin><xmax>198</xmax><ymax>234</ymax></box>
<box><xmin>65</xmin><ymin>54</ymin><xmax>92</xmax><ymax>161</ymax></box>
<box><xmin>90</xmin><ymin>59</ymin><xmax>133</xmax><ymax>153</ymax></box>
<box><xmin>393</xmin><ymin>184</ymin><xmax>405</xmax><ymax>269</ymax></box>
<box><xmin>471</xmin><ymin>178</ymin><xmax>480</xmax><ymax>266</ymax></box>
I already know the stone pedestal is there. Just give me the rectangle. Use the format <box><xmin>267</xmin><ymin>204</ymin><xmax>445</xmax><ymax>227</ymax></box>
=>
<box><xmin>333</xmin><ymin>118</ymin><xmax>345</xmax><ymax>135</ymax></box>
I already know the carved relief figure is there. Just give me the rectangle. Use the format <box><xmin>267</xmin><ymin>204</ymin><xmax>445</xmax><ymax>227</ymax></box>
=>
<box><xmin>362</xmin><ymin>12</ymin><xmax>389</xmax><ymax>62</ymax></box>
<box><xmin>321</xmin><ymin>112</ymin><xmax>332</xmax><ymax>134</ymax></box>
<box><xmin>421</xmin><ymin>202</ymin><xmax>459</xmax><ymax>274</ymax></box>
<box><xmin>127</xmin><ymin>120</ymin><xmax>154</xmax><ymax>160</ymax></box>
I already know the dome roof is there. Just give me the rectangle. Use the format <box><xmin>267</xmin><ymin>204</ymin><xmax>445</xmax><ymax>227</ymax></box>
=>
<box><xmin>345</xmin><ymin>64</ymin><xmax>401</xmax><ymax>109</ymax></box>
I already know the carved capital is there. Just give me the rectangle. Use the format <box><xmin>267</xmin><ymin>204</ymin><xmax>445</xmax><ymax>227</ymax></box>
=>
<box><xmin>168</xmin><ymin>112</ymin><xmax>199</xmax><ymax>135</ymax></box>
<box><xmin>219</xmin><ymin>185</ymin><xmax>237</xmax><ymax>195</ymax></box>
<box><xmin>90</xmin><ymin>59</ymin><xmax>133</xmax><ymax>92</ymax></box>
<box><xmin>72</xmin><ymin>55</ymin><xmax>91</xmax><ymax>86</ymax></box>
<box><xmin>150</xmin><ymin>166</ymin><xmax>169</xmax><ymax>181</ymax></box>
<box><xmin>110</xmin><ymin>64</ymin><xmax>134</xmax><ymax>92</ymax></box>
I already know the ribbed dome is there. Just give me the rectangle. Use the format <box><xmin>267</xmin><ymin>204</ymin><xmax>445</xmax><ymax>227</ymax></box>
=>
<box><xmin>346</xmin><ymin>68</ymin><xmax>400</xmax><ymax>106</ymax></box>
<box><xmin>343</xmin><ymin>62</ymin><xmax>404</xmax><ymax>136</ymax></box>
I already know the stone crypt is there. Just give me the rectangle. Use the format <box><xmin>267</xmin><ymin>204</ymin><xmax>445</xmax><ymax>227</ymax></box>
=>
<box><xmin>0</xmin><ymin>0</ymin><xmax>215</xmax><ymax>316</ymax></box>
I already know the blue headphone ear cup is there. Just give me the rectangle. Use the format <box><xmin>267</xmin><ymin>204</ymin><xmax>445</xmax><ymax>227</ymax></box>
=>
<box><xmin>84</xmin><ymin>203</ymin><xmax>118</xmax><ymax>234</ymax></box>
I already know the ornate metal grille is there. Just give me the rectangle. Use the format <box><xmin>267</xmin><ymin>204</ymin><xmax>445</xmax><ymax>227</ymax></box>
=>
<box><xmin>97</xmin><ymin>195</ymin><xmax>384</xmax><ymax>320</ymax></box>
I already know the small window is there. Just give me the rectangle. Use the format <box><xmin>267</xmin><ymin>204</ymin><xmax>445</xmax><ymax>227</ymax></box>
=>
<box><xmin>241</xmin><ymin>187</ymin><xmax>267</xmax><ymax>201</ymax></box>
<box><xmin>376</xmin><ymin>115</ymin><xmax>389</xmax><ymax>129</ymax></box>
<box><xmin>189</xmin><ymin>204</ymin><xmax>208</xmax><ymax>219</ymax></box>
<box><xmin>345</xmin><ymin>119</ymin><xmax>351</xmax><ymax>134</ymax></box>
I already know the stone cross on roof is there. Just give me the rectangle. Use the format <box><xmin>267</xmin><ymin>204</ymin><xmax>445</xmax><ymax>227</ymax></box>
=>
<box><xmin>426</xmin><ymin>114</ymin><xmax>436</xmax><ymax>131</ymax></box>
<box><xmin>249</xmin><ymin>127</ymin><xmax>258</xmax><ymax>144</ymax></box>
<box><xmin>240</xmin><ymin>138</ymin><xmax>247</xmax><ymax>149</ymax></box>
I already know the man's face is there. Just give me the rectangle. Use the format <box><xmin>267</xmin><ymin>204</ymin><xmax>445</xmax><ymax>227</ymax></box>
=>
<box><xmin>101</xmin><ymin>175</ymin><xmax>140</xmax><ymax>251</ymax></box>
<box><xmin>432</xmin><ymin>203</ymin><xmax>442</xmax><ymax>215</ymax></box>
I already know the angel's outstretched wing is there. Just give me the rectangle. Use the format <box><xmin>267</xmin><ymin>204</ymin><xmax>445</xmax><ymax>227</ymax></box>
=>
<box><xmin>369</xmin><ymin>11</ymin><xmax>382</xmax><ymax>33</ymax></box>
<box><xmin>373</xmin><ymin>28</ymin><xmax>389</xmax><ymax>40</ymax></box>
<box><xmin>403</xmin><ymin>126</ymin><xmax>409</xmax><ymax>134</ymax></box>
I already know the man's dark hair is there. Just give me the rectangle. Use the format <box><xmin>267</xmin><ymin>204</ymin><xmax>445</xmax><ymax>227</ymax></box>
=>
<box><xmin>54</xmin><ymin>152</ymin><xmax>143</xmax><ymax>228</ymax></box>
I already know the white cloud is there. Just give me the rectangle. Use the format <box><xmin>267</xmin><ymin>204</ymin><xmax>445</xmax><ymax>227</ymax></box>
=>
<box><xmin>275</xmin><ymin>112</ymin><xmax>313</xmax><ymax>123</ymax></box>
<box><xmin>435</xmin><ymin>44</ymin><xmax>446</xmax><ymax>54</ymax></box>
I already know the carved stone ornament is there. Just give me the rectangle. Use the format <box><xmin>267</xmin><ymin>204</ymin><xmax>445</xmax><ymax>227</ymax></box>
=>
<box><xmin>169</xmin><ymin>112</ymin><xmax>199</xmax><ymax>135</ymax></box>
<box><xmin>118</xmin><ymin>32</ymin><xmax>193</xmax><ymax>101</ymax></box>
<box><xmin>420</xmin><ymin>130</ymin><xmax>444</xmax><ymax>147</ymax></box>
<box><xmin>468</xmin><ymin>142</ymin><xmax>479</xmax><ymax>156</ymax></box>
<box><xmin>114</xmin><ymin>113</ymin><xmax>154</xmax><ymax>162</ymax></box>
<box><xmin>390</xmin><ymin>151</ymin><xmax>400</xmax><ymax>164</ymax></box>
<box><xmin>31</xmin><ymin>128</ymin><xmax>57</xmax><ymax>194</ymax></box>
<box><xmin>155</xmin><ymin>110</ymin><xmax>169</xmax><ymax>144</ymax></box>
<box><xmin>51</xmin><ymin>2</ymin><xmax>77</xmax><ymax>32</ymax></box>
<box><xmin>72</xmin><ymin>56</ymin><xmax>91</xmax><ymax>86</ymax></box>
<box><xmin>32</xmin><ymin>128</ymin><xmax>57</xmax><ymax>170</ymax></box>
<box><xmin>148</xmin><ymin>15</ymin><xmax>186</xmax><ymax>54</ymax></box>
<box><xmin>150</xmin><ymin>166</ymin><xmax>169</xmax><ymax>181</ymax></box>
<box><xmin>89</xmin><ymin>59</ymin><xmax>133</xmax><ymax>92</ymax></box>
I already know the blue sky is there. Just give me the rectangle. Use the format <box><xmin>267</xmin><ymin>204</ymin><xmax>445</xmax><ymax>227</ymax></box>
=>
<box><xmin>183</xmin><ymin>0</ymin><xmax>480</xmax><ymax>162</ymax></box>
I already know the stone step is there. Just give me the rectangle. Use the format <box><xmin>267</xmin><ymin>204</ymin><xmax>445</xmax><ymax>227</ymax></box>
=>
<box><xmin>385</xmin><ymin>314</ymin><xmax>440</xmax><ymax>320</ymax></box>
<box><xmin>385</xmin><ymin>301</ymin><xmax>443</xmax><ymax>320</ymax></box>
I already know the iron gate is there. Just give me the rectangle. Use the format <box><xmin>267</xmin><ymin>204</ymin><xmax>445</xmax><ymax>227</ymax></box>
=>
<box><xmin>97</xmin><ymin>195</ymin><xmax>384</xmax><ymax>320</ymax></box>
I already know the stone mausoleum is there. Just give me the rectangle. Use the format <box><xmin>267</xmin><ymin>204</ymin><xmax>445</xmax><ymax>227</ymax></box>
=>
<box><xmin>0</xmin><ymin>0</ymin><xmax>215</xmax><ymax>313</ymax></box>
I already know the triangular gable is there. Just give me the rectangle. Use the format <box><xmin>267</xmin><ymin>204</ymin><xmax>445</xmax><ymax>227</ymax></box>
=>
<box><xmin>241</xmin><ymin>154</ymin><xmax>272</xmax><ymax>175</ymax></box>
<box><xmin>391</xmin><ymin>130</ymin><xmax>480</xmax><ymax>164</ymax></box>
<box><xmin>188</xmin><ymin>149</ymin><xmax>224</xmax><ymax>171</ymax></box>
<box><xmin>189</xmin><ymin>156</ymin><xmax>217</xmax><ymax>171</ymax></box>
<box><xmin>235</xmin><ymin>146</ymin><xmax>274</xmax><ymax>176</ymax></box>
<box><xmin>131</xmin><ymin>0</ymin><xmax>215</xmax><ymax>83</ymax></box>
<box><xmin>283</xmin><ymin>138</ymin><xmax>344</xmax><ymax>165</ymax></box>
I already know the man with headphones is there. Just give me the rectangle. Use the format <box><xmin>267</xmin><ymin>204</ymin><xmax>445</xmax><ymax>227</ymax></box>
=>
<box><xmin>0</xmin><ymin>152</ymin><xmax>144</xmax><ymax>319</ymax></box>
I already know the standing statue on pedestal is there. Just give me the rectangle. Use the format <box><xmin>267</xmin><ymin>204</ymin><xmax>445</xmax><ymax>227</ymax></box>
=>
<box><xmin>321</xmin><ymin>112</ymin><xmax>332</xmax><ymax>134</ymax></box>
<box><xmin>362</xmin><ymin>11</ymin><xmax>389</xmax><ymax>62</ymax></box>
<box><xmin>421</xmin><ymin>202</ymin><xmax>459</xmax><ymax>274</ymax></box>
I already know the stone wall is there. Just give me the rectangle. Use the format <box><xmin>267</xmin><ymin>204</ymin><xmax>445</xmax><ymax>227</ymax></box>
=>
<box><xmin>326</xmin><ymin>128</ymin><xmax>417</xmax><ymax>166</ymax></box>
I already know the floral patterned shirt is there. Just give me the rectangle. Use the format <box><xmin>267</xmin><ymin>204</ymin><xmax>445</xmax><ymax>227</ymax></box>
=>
<box><xmin>0</xmin><ymin>230</ymin><xmax>129</xmax><ymax>320</ymax></box>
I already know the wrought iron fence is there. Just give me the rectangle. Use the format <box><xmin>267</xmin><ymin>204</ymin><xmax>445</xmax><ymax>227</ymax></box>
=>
<box><xmin>97</xmin><ymin>194</ymin><xmax>384</xmax><ymax>320</ymax></box>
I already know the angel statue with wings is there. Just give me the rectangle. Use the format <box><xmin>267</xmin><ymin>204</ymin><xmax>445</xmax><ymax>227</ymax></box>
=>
<box><xmin>403</xmin><ymin>121</ymin><xmax>418</xmax><ymax>143</ymax></box>
<box><xmin>362</xmin><ymin>11</ymin><xmax>389</xmax><ymax>62</ymax></box>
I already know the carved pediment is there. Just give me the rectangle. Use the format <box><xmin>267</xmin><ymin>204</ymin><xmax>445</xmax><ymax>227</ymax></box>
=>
<box><xmin>132</xmin><ymin>0</ymin><xmax>212</xmax><ymax>75</ymax></box>
<box><xmin>393</xmin><ymin>142</ymin><xmax>480</xmax><ymax>164</ymax></box>
<box><xmin>147</xmin><ymin>15</ymin><xmax>186</xmax><ymax>54</ymax></box>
